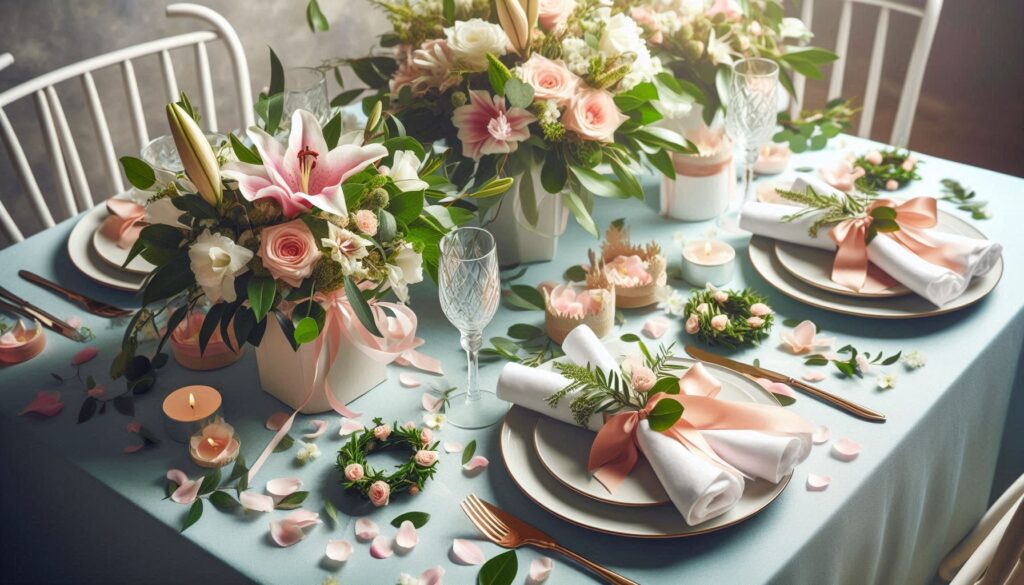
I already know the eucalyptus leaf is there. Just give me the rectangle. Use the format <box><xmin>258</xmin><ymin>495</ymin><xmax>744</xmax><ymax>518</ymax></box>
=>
<box><xmin>390</xmin><ymin>511</ymin><xmax>430</xmax><ymax>528</ymax></box>
<box><xmin>462</xmin><ymin>439</ymin><xmax>477</xmax><ymax>465</ymax></box>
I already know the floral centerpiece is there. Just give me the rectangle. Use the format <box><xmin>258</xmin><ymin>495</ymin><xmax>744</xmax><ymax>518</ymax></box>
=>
<box><xmin>113</xmin><ymin>92</ymin><xmax>466</xmax><ymax>412</ymax></box>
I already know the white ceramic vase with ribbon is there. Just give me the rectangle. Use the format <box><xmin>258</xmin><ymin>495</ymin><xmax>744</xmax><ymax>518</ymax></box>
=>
<box><xmin>484</xmin><ymin>171</ymin><xmax>568</xmax><ymax>266</ymax></box>
<box><xmin>660</xmin><ymin>129</ymin><xmax>735</xmax><ymax>221</ymax></box>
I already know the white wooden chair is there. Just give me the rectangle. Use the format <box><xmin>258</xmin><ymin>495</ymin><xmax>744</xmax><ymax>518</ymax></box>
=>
<box><xmin>0</xmin><ymin>3</ymin><xmax>253</xmax><ymax>244</ymax></box>
<box><xmin>789</xmin><ymin>0</ymin><xmax>944</xmax><ymax>147</ymax></box>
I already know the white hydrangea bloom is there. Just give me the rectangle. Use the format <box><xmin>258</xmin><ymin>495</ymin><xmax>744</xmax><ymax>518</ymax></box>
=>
<box><xmin>295</xmin><ymin>441</ymin><xmax>321</xmax><ymax>464</ymax></box>
<box><xmin>902</xmin><ymin>350</ymin><xmax>927</xmax><ymax>369</ymax></box>
<box><xmin>561</xmin><ymin>37</ymin><xmax>595</xmax><ymax>76</ymax></box>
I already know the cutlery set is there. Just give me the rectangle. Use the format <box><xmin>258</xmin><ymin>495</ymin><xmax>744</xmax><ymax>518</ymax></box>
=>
<box><xmin>0</xmin><ymin>271</ymin><xmax>131</xmax><ymax>342</ymax></box>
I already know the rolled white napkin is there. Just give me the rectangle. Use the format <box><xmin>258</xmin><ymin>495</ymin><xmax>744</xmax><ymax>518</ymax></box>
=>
<box><xmin>496</xmin><ymin>362</ymin><xmax>603</xmax><ymax>429</ymax></box>
<box><xmin>702</xmin><ymin>430</ymin><xmax>810</xmax><ymax>484</ymax></box>
<box><xmin>740</xmin><ymin>177</ymin><xmax>1001</xmax><ymax>306</ymax></box>
<box><xmin>561</xmin><ymin>325</ymin><xmax>619</xmax><ymax>375</ymax></box>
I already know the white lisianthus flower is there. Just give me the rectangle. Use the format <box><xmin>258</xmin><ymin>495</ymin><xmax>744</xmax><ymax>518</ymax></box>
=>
<box><xmin>655</xmin><ymin>286</ymin><xmax>687</xmax><ymax>316</ymax></box>
<box><xmin>386</xmin><ymin>244</ymin><xmax>425</xmax><ymax>303</ymax></box>
<box><xmin>599</xmin><ymin>14</ymin><xmax>647</xmax><ymax>59</ymax></box>
<box><xmin>779</xmin><ymin>17</ymin><xmax>813</xmax><ymax>42</ymax></box>
<box><xmin>322</xmin><ymin>224</ymin><xmax>371</xmax><ymax>276</ymax></box>
<box><xmin>423</xmin><ymin>413</ymin><xmax>446</xmax><ymax>429</ymax></box>
<box><xmin>706</xmin><ymin>30</ymin><xmax>734</xmax><ymax>66</ymax></box>
<box><xmin>444</xmin><ymin>19</ymin><xmax>509</xmax><ymax>71</ymax></box>
<box><xmin>380</xmin><ymin>150</ymin><xmax>429</xmax><ymax>192</ymax></box>
<box><xmin>877</xmin><ymin>373</ymin><xmax>897</xmax><ymax>390</ymax></box>
<box><xmin>188</xmin><ymin>229</ymin><xmax>253</xmax><ymax>303</ymax></box>
<box><xmin>295</xmin><ymin>441</ymin><xmax>321</xmax><ymax>464</ymax></box>
<box><xmin>145</xmin><ymin>196</ymin><xmax>187</xmax><ymax>228</ymax></box>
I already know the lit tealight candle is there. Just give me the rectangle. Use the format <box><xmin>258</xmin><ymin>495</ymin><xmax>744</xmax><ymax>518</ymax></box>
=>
<box><xmin>189</xmin><ymin>418</ymin><xmax>240</xmax><ymax>469</ymax></box>
<box><xmin>162</xmin><ymin>385</ymin><xmax>222</xmax><ymax>443</ymax></box>
<box><xmin>681</xmin><ymin>239</ymin><xmax>736</xmax><ymax>287</ymax></box>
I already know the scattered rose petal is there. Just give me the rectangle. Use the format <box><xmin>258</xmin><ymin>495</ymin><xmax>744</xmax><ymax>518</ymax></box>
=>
<box><xmin>71</xmin><ymin>347</ymin><xmax>98</xmax><ymax>366</ymax></box>
<box><xmin>421</xmin><ymin>393</ymin><xmax>444</xmax><ymax>413</ymax></box>
<box><xmin>87</xmin><ymin>384</ymin><xmax>106</xmax><ymax>399</ymax></box>
<box><xmin>240</xmin><ymin>491</ymin><xmax>275</xmax><ymax>513</ymax></box>
<box><xmin>339</xmin><ymin>418</ymin><xmax>365</xmax><ymax>436</ymax></box>
<box><xmin>266</xmin><ymin>477</ymin><xmax>303</xmax><ymax>497</ymax></box>
<box><xmin>370</xmin><ymin>535</ymin><xmax>393</xmax><ymax>559</ymax></box>
<box><xmin>265</xmin><ymin>411</ymin><xmax>290</xmax><ymax>431</ymax></box>
<box><xmin>755</xmin><ymin>377</ymin><xmax>796</xmax><ymax>400</ymax></box>
<box><xmin>325</xmin><ymin>539</ymin><xmax>353</xmax><ymax>562</ymax></box>
<box><xmin>780</xmin><ymin>320</ymin><xmax>836</xmax><ymax>354</ymax></box>
<box><xmin>451</xmin><ymin>539</ymin><xmax>485</xmax><ymax>565</ymax></box>
<box><xmin>166</xmin><ymin>469</ymin><xmax>201</xmax><ymax>504</ymax></box>
<box><xmin>418</xmin><ymin>566</ymin><xmax>445</xmax><ymax>585</ymax></box>
<box><xmin>806</xmin><ymin>474</ymin><xmax>831</xmax><ymax>491</ymax></box>
<box><xmin>812</xmin><ymin>425</ymin><xmax>831</xmax><ymax>445</ymax></box>
<box><xmin>270</xmin><ymin>518</ymin><xmax>306</xmax><ymax>547</ymax></box>
<box><xmin>126</xmin><ymin>422</ymin><xmax>142</xmax><ymax>433</ymax></box>
<box><xmin>831</xmin><ymin>438</ymin><xmax>861</xmax><ymax>461</ymax></box>
<box><xmin>443</xmin><ymin>441</ymin><xmax>463</xmax><ymax>454</ymax></box>
<box><xmin>802</xmin><ymin>371</ymin><xmax>827</xmax><ymax>382</ymax></box>
<box><xmin>642</xmin><ymin>317</ymin><xmax>670</xmax><ymax>339</ymax></box>
<box><xmin>400</xmin><ymin>373</ymin><xmax>421</xmax><ymax>388</ymax></box>
<box><xmin>528</xmin><ymin>557</ymin><xmax>554</xmax><ymax>584</ymax></box>
<box><xmin>285</xmin><ymin>509</ymin><xmax>321</xmax><ymax>529</ymax></box>
<box><xmin>395</xmin><ymin>520</ymin><xmax>419</xmax><ymax>550</ymax></box>
<box><xmin>463</xmin><ymin>456</ymin><xmax>489</xmax><ymax>473</ymax></box>
<box><xmin>303</xmin><ymin>419</ymin><xmax>328</xmax><ymax>440</ymax></box>
<box><xmin>123</xmin><ymin>443</ymin><xmax>144</xmax><ymax>454</ymax></box>
<box><xmin>65</xmin><ymin>315</ymin><xmax>83</xmax><ymax>329</ymax></box>
<box><xmin>18</xmin><ymin>391</ymin><xmax>63</xmax><ymax>417</ymax></box>
<box><xmin>355</xmin><ymin>518</ymin><xmax>380</xmax><ymax>541</ymax></box>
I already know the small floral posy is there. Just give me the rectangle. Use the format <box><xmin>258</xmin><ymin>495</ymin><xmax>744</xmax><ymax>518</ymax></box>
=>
<box><xmin>336</xmin><ymin>417</ymin><xmax>439</xmax><ymax>506</ymax></box>
<box><xmin>853</xmin><ymin>148</ymin><xmax>921</xmax><ymax>192</ymax></box>
<box><xmin>683</xmin><ymin>286</ymin><xmax>774</xmax><ymax>349</ymax></box>
<box><xmin>803</xmin><ymin>344</ymin><xmax>901</xmax><ymax>378</ymax></box>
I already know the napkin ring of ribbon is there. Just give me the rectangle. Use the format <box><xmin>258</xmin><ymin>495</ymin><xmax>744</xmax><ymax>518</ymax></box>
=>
<box><xmin>829</xmin><ymin>197</ymin><xmax>961</xmax><ymax>292</ymax></box>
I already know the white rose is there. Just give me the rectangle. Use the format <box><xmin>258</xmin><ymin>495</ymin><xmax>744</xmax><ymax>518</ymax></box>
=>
<box><xmin>599</xmin><ymin>14</ymin><xmax>646</xmax><ymax>59</ymax></box>
<box><xmin>444</xmin><ymin>19</ymin><xmax>509</xmax><ymax>71</ymax></box>
<box><xmin>386</xmin><ymin>244</ymin><xmax>424</xmax><ymax>303</ymax></box>
<box><xmin>381</xmin><ymin>150</ymin><xmax>429</xmax><ymax>192</ymax></box>
<box><xmin>779</xmin><ymin>17</ymin><xmax>812</xmax><ymax>41</ymax></box>
<box><xmin>188</xmin><ymin>229</ymin><xmax>253</xmax><ymax>303</ymax></box>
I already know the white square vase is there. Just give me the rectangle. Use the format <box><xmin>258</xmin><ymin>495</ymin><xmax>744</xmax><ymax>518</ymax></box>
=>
<box><xmin>256</xmin><ymin>315</ymin><xmax>387</xmax><ymax>414</ymax></box>
<box><xmin>485</xmin><ymin>171</ymin><xmax>567</xmax><ymax>266</ymax></box>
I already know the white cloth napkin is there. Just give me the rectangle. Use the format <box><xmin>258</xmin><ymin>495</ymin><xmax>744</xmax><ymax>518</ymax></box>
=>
<box><xmin>495</xmin><ymin>362</ymin><xmax>604</xmax><ymax>429</ymax></box>
<box><xmin>702</xmin><ymin>430</ymin><xmax>810</xmax><ymax>484</ymax></box>
<box><xmin>739</xmin><ymin>177</ymin><xmax>1001</xmax><ymax>306</ymax></box>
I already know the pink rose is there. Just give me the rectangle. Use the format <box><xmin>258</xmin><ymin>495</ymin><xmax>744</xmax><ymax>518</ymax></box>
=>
<box><xmin>750</xmin><ymin>303</ymin><xmax>772</xmax><ymax>317</ymax></box>
<box><xmin>538</xmin><ymin>0</ymin><xmax>575</xmax><ymax>30</ymax></box>
<box><xmin>258</xmin><ymin>220</ymin><xmax>321</xmax><ymax>288</ymax></box>
<box><xmin>518</xmin><ymin>55</ymin><xmax>578</xmax><ymax>104</ymax></box>
<box><xmin>685</xmin><ymin>314</ymin><xmax>700</xmax><ymax>334</ymax></box>
<box><xmin>856</xmin><ymin>354</ymin><xmax>870</xmax><ymax>373</ymax></box>
<box><xmin>710</xmin><ymin>315</ymin><xmax>729</xmax><ymax>331</ymax></box>
<box><xmin>372</xmin><ymin>424</ymin><xmax>392</xmax><ymax>441</ymax></box>
<box><xmin>414</xmin><ymin>450</ymin><xmax>439</xmax><ymax>467</ymax></box>
<box><xmin>901</xmin><ymin>159</ymin><xmax>915</xmax><ymax>172</ymax></box>
<box><xmin>747</xmin><ymin>316</ymin><xmax>764</xmax><ymax>329</ymax></box>
<box><xmin>354</xmin><ymin>209</ymin><xmax>378</xmax><ymax>236</ymax></box>
<box><xmin>562</xmin><ymin>88</ymin><xmax>628</xmax><ymax>143</ymax></box>
<box><xmin>368</xmin><ymin>481</ymin><xmax>391</xmax><ymax>507</ymax></box>
<box><xmin>420</xmin><ymin>428</ymin><xmax>432</xmax><ymax>445</ymax></box>
<box><xmin>713</xmin><ymin>291</ymin><xmax>729</xmax><ymax>304</ymax></box>
<box><xmin>864</xmin><ymin>150</ymin><xmax>883</xmax><ymax>165</ymax></box>
<box><xmin>630</xmin><ymin>365</ymin><xmax>657</xmax><ymax>392</ymax></box>
<box><xmin>885</xmin><ymin>179</ymin><xmax>899</xmax><ymax>191</ymax></box>
<box><xmin>344</xmin><ymin>463</ymin><xmax>364</xmax><ymax>482</ymax></box>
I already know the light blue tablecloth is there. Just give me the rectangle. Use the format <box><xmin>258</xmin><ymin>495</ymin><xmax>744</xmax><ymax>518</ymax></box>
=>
<box><xmin>1</xmin><ymin>136</ymin><xmax>1021</xmax><ymax>585</ymax></box>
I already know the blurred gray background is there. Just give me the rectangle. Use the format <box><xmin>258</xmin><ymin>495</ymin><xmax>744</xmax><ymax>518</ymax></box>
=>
<box><xmin>0</xmin><ymin>0</ymin><xmax>1021</xmax><ymax>247</ymax></box>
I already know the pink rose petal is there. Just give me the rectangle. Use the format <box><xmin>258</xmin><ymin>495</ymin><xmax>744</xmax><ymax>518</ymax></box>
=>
<box><xmin>812</xmin><ymin>425</ymin><xmax>831</xmax><ymax>445</ymax></box>
<box><xmin>418</xmin><ymin>566</ymin><xmax>445</xmax><ymax>585</ymax></box>
<box><xmin>802</xmin><ymin>371</ymin><xmax>827</xmax><ymax>382</ymax></box>
<box><xmin>463</xmin><ymin>455</ymin><xmax>489</xmax><ymax>473</ymax></box>
<box><xmin>266</xmin><ymin>477</ymin><xmax>303</xmax><ymax>497</ymax></box>
<box><xmin>270</xmin><ymin>519</ymin><xmax>306</xmax><ymax>547</ymax></box>
<box><xmin>370</xmin><ymin>535</ymin><xmax>393</xmax><ymax>559</ymax></box>
<box><xmin>123</xmin><ymin>443</ymin><xmax>144</xmax><ymax>454</ymax></box>
<box><xmin>240</xmin><ymin>491</ymin><xmax>275</xmax><ymax>513</ymax></box>
<box><xmin>443</xmin><ymin>441</ymin><xmax>463</xmax><ymax>454</ymax></box>
<box><xmin>451</xmin><ymin>539</ymin><xmax>485</xmax><ymax>565</ymax></box>
<box><xmin>71</xmin><ymin>347</ymin><xmax>98</xmax><ymax>366</ymax></box>
<box><xmin>394</xmin><ymin>520</ymin><xmax>419</xmax><ymax>550</ymax></box>
<box><xmin>806</xmin><ymin>473</ymin><xmax>831</xmax><ymax>491</ymax></box>
<box><xmin>642</xmin><ymin>317</ymin><xmax>670</xmax><ymax>339</ymax></box>
<box><xmin>355</xmin><ymin>518</ymin><xmax>379</xmax><ymax>541</ymax></box>
<box><xmin>400</xmin><ymin>373</ymin><xmax>421</xmax><ymax>388</ymax></box>
<box><xmin>87</xmin><ymin>384</ymin><xmax>106</xmax><ymax>399</ymax></box>
<box><xmin>167</xmin><ymin>468</ymin><xmax>189</xmax><ymax>486</ymax></box>
<box><xmin>339</xmin><ymin>418</ymin><xmax>365</xmax><ymax>437</ymax></box>
<box><xmin>166</xmin><ymin>469</ymin><xmax>201</xmax><ymax>505</ymax></box>
<box><xmin>66</xmin><ymin>315</ymin><xmax>83</xmax><ymax>329</ymax></box>
<box><xmin>755</xmin><ymin>377</ymin><xmax>796</xmax><ymax>399</ymax></box>
<box><xmin>19</xmin><ymin>391</ymin><xmax>63</xmax><ymax>417</ymax></box>
<box><xmin>302</xmin><ymin>419</ymin><xmax>328</xmax><ymax>440</ymax></box>
<box><xmin>421</xmin><ymin>393</ymin><xmax>444</xmax><ymax>413</ymax></box>
<box><xmin>528</xmin><ymin>557</ymin><xmax>554</xmax><ymax>583</ymax></box>
<box><xmin>126</xmin><ymin>422</ymin><xmax>142</xmax><ymax>433</ymax></box>
<box><xmin>325</xmin><ymin>539</ymin><xmax>353</xmax><ymax>562</ymax></box>
<box><xmin>265</xmin><ymin>411</ymin><xmax>291</xmax><ymax>431</ymax></box>
<box><xmin>831</xmin><ymin>438</ymin><xmax>861</xmax><ymax>461</ymax></box>
<box><xmin>285</xmin><ymin>509</ymin><xmax>321</xmax><ymax>529</ymax></box>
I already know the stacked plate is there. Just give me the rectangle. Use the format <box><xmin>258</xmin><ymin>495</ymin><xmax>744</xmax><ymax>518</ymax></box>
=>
<box><xmin>66</xmin><ymin>195</ymin><xmax>154</xmax><ymax>292</ymax></box>
<box><xmin>499</xmin><ymin>357</ymin><xmax>791</xmax><ymax>538</ymax></box>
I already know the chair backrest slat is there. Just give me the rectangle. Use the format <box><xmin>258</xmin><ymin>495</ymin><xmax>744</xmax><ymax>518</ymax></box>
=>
<box><xmin>33</xmin><ymin>90</ymin><xmax>78</xmax><ymax>218</ymax></box>
<box><xmin>828</xmin><ymin>0</ymin><xmax>855</xmax><ymax>101</ymax></box>
<box><xmin>0</xmin><ymin>107</ymin><xmax>54</xmax><ymax>240</ymax></box>
<box><xmin>858</xmin><ymin>7</ymin><xmax>890</xmax><ymax>139</ymax></box>
<box><xmin>790</xmin><ymin>0</ymin><xmax>816</xmax><ymax>118</ymax></box>
<box><xmin>45</xmin><ymin>86</ymin><xmax>94</xmax><ymax>210</ymax></box>
<box><xmin>194</xmin><ymin>42</ymin><xmax>218</xmax><ymax>132</ymax></box>
<box><xmin>81</xmin><ymin>72</ymin><xmax>124</xmax><ymax>195</ymax></box>
<box><xmin>159</xmin><ymin>49</ymin><xmax>180</xmax><ymax>103</ymax></box>
<box><xmin>890</xmin><ymin>0</ymin><xmax>944</xmax><ymax>146</ymax></box>
<box><xmin>120</xmin><ymin>59</ymin><xmax>151</xmax><ymax>152</ymax></box>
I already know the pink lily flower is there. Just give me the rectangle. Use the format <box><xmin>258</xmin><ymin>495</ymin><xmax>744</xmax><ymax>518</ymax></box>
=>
<box><xmin>223</xmin><ymin>110</ymin><xmax>388</xmax><ymax>218</ymax></box>
<box><xmin>451</xmin><ymin>91</ymin><xmax>535</xmax><ymax>160</ymax></box>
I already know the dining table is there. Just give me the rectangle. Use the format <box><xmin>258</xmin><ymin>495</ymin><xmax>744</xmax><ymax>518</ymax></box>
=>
<box><xmin>0</xmin><ymin>134</ymin><xmax>1021</xmax><ymax>585</ymax></box>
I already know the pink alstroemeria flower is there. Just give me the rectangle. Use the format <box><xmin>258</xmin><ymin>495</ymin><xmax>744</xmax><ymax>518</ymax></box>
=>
<box><xmin>223</xmin><ymin>110</ymin><xmax>387</xmax><ymax>218</ymax></box>
<box><xmin>451</xmin><ymin>91</ymin><xmax>536</xmax><ymax>160</ymax></box>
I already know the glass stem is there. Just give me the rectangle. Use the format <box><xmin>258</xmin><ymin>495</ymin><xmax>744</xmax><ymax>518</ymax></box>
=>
<box><xmin>461</xmin><ymin>331</ymin><xmax>483</xmax><ymax>404</ymax></box>
<box><xmin>744</xmin><ymin>146</ymin><xmax>758</xmax><ymax>205</ymax></box>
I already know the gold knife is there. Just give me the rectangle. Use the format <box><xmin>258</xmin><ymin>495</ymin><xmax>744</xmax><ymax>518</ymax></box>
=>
<box><xmin>685</xmin><ymin>344</ymin><xmax>886</xmax><ymax>423</ymax></box>
<box><xmin>0</xmin><ymin>289</ymin><xmax>87</xmax><ymax>343</ymax></box>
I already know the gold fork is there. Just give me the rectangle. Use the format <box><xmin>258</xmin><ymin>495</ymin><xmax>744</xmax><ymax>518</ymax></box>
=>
<box><xmin>460</xmin><ymin>494</ymin><xmax>640</xmax><ymax>585</ymax></box>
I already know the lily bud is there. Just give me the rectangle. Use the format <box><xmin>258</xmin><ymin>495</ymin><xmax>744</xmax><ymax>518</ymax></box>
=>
<box><xmin>496</xmin><ymin>0</ymin><xmax>538</xmax><ymax>56</ymax></box>
<box><xmin>166</xmin><ymin>102</ymin><xmax>222</xmax><ymax>206</ymax></box>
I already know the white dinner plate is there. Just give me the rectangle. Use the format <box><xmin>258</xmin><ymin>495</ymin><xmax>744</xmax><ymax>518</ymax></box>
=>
<box><xmin>500</xmin><ymin>357</ymin><xmax>792</xmax><ymax>538</ymax></box>
<box><xmin>67</xmin><ymin>204</ymin><xmax>147</xmax><ymax>292</ymax></box>
<box><xmin>90</xmin><ymin>196</ymin><xmax>157</xmax><ymax>275</ymax></box>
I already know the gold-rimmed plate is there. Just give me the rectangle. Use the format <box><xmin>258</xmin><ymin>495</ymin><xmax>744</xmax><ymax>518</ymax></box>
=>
<box><xmin>67</xmin><ymin>204</ymin><xmax>147</xmax><ymax>292</ymax></box>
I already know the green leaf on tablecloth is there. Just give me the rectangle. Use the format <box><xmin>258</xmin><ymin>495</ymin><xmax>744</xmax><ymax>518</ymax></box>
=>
<box><xmin>247</xmin><ymin>277</ymin><xmax>277</xmax><ymax>322</ymax></box>
<box><xmin>209</xmin><ymin>490</ymin><xmax>240</xmax><ymax>511</ymax></box>
<box><xmin>881</xmin><ymin>351</ymin><xmax>902</xmax><ymax>366</ymax></box>
<box><xmin>508</xmin><ymin>284</ymin><xmax>545</xmax><ymax>311</ymax></box>
<box><xmin>306</xmin><ymin>0</ymin><xmax>329</xmax><ymax>32</ymax></box>
<box><xmin>773</xmin><ymin>393</ymin><xmax>796</xmax><ymax>407</ymax></box>
<box><xmin>647</xmin><ymin>398</ymin><xmax>684</xmax><ymax>432</ymax></box>
<box><xmin>804</xmin><ymin>355</ymin><xmax>829</xmax><ymax>366</ymax></box>
<box><xmin>226</xmin><ymin>456</ymin><xmax>248</xmax><ymax>484</ymax></box>
<box><xmin>478</xmin><ymin>550</ymin><xmax>518</xmax><ymax>585</ymax></box>
<box><xmin>620</xmin><ymin>333</ymin><xmax>641</xmax><ymax>343</ymax></box>
<box><xmin>276</xmin><ymin>491</ymin><xmax>309</xmax><ymax>510</ymax></box>
<box><xmin>507</xmin><ymin>324</ymin><xmax>542</xmax><ymax>340</ymax></box>
<box><xmin>782</xmin><ymin>318</ymin><xmax>801</xmax><ymax>328</ymax></box>
<box><xmin>165</xmin><ymin>481</ymin><xmax>177</xmax><ymax>500</ymax></box>
<box><xmin>120</xmin><ymin>156</ymin><xmax>156</xmax><ymax>190</ymax></box>
<box><xmin>563</xmin><ymin>265</ymin><xmax>586</xmax><ymax>282</ymax></box>
<box><xmin>77</xmin><ymin>397</ymin><xmax>98</xmax><ymax>424</ymax></box>
<box><xmin>651</xmin><ymin>376</ymin><xmax>680</xmax><ymax>396</ymax></box>
<box><xmin>198</xmin><ymin>469</ymin><xmax>221</xmax><ymax>496</ymax></box>
<box><xmin>274</xmin><ymin>434</ymin><xmax>295</xmax><ymax>453</ymax></box>
<box><xmin>181</xmin><ymin>499</ymin><xmax>203</xmax><ymax>532</ymax></box>
<box><xmin>615</xmin><ymin>311</ymin><xmax>626</xmax><ymax>326</ymax></box>
<box><xmin>112</xmin><ymin>394</ymin><xmax>134</xmax><ymax>416</ymax></box>
<box><xmin>462</xmin><ymin>440</ymin><xmax>477</xmax><ymax>466</ymax></box>
<box><xmin>391</xmin><ymin>511</ymin><xmax>430</xmax><ymax>528</ymax></box>
<box><xmin>324</xmin><ymin>499</ymin><xmax>339</xmax><ymax>524</ymax></box>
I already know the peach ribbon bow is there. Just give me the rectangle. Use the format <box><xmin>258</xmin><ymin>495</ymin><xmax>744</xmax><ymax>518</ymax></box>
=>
<box><xmin>588</xmin><ymin>364</ymin><xmax>814</xmax><ymax>493</ymax></box>
<box><xmin>829</xmin><ymin>197</ymin><xmax>960</xmax><ymax>292</ymax></box>
<box><xmin>99</xmin><ymin>199</ymin><xmax>147</xmax><ymax>249</ymax></box>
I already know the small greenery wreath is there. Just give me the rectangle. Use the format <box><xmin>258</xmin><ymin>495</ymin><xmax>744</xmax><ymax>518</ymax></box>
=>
<box><xmin>854</xmin><ymin>148</ymin><xmax>921</xmax><ymax>192</ymax></box>
<box><xmin>336</xmin><ymin>417</ymin><xmax>439</xmax><ymax>505</ymax></box>
<box><xmin>683</xmin><ymin>286</ymin><xmax>774</xmax><ymax>349</ymax></box>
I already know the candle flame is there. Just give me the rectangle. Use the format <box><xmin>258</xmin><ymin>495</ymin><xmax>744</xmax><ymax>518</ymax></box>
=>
<box><xmin>188</xmin><ymin>392</ymin><xmax>195</xmax><ymax>409</ymax></box>
<box><xmin>703</xmin><ymin>241</ymin><xmax>712</xmax><ymax>256</ymax></box>
<box><xmin>207</xmin><ymin>438</ymin><xmax>218</xmax><ymax>447</ymax></box>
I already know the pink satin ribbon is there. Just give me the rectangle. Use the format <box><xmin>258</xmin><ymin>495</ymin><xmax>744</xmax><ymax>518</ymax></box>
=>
<box><xmin>588</xmin><ymin>363</ymin><xmax>814</xmax><ymax>493</ymax></box>
<box><xmin>0</xmin><ymin>320</ymin><xmax>46</xmax><ymax>364</ymax></box>
<box><xmin>99</xmin><ymin>199</ymin><xmax>147</xmax><ymax>249</ymax></box>
<box><xmin>829</xmin><ymin>197</ymin><xmax>961</xmax><ymax>292</ymax></box>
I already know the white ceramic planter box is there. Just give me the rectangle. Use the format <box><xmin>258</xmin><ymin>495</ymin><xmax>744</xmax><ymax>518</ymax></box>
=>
<box><xmin>485</xmin><ymin>172</ymin><xmax>567</xmax><ymax>266</ymax></box>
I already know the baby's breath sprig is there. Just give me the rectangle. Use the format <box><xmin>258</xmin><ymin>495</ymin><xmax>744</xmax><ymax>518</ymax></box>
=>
<box><xmin>683</xmin><ymin>286</ymin><xmax>774</xmax><ymax>349</ymax></box>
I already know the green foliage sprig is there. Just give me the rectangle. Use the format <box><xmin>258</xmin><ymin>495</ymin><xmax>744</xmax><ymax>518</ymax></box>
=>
<box><xmin>335</xmin><ymin>417</ymin><xmax>439</xmax><ymax>502</ymax></box>
<box><xmin>777</xmin><ymin>183</ymin><xmax>901</xmax><ymax>244</ymax></box>
<box><xmin>940</xmin><ymin>178</ymin><xmax>990</xmax><ymax>220</ymax></box>
<box><xmin>774</xmin><ymin>98</ymin><xmax>857</xmax><ymax>153</ymax></box>
<box><xmin>854</xmin><ymin>148</ymin><xmax>921</xmax><ymax>192</ymax></box>
<box><xmin>804</xmin><ymin>344</ymin><xmax>901</xmax><ymax>378</ymax></box>
<box><xmin>683</xmin><ymin>287</ymin><xmax>774</xmax><ymax>349</ymax></box>
<box><xmin>481</xmin><ymin>323</ymin><xmax>564</xmax><ymax>367</ymax></box>
<box><xmin>166</xmin><ymin>456</ymin><xmax>261</xmax><ymax>532</ymax></box>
